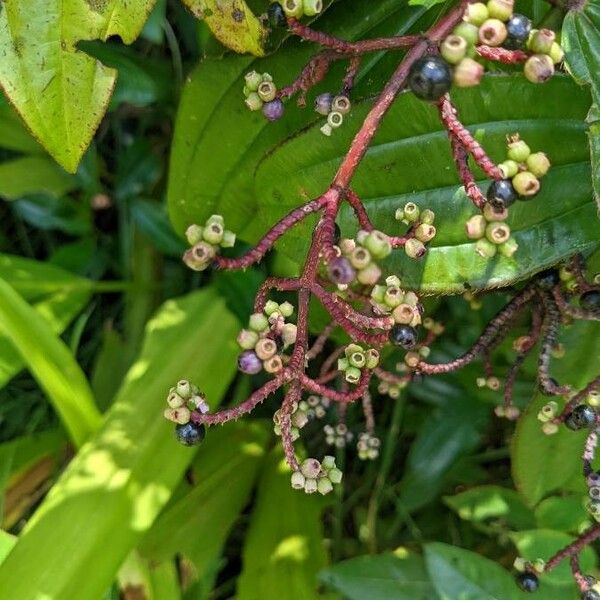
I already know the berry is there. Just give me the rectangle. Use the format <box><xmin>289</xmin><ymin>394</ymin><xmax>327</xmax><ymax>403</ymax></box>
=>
<box><xmin>580</xmin><ymin>291</ymin><xmax>600</xmax><ymax>311</ymax></box>
<box><xmin>524</xmin><ymin>54</ymin><xmax>555</xmax><ymax>84</ymax></box>
<box><xmin>583</xmin><ymin>590</ymin><xmax>600</xmax><ymax>600</ymax></box>
<box><xmin>453</xmin><ymin>58</ymin><xmax>484</xmax><ymax>88</ymax></box>
<box><xmin>528</xmin><ymin>29</ymin><xmax>556</xmax><ymax>54</ymax></box>
<box><xmin>479</xmin><ymin>19</ymin><xmax>508</xmax><ymax>47</ymax></box>
<box><xmin>328</xmin><ymin>256</ymin><xmax>356</xmax><ymax>285</ymax></box>
<box><xmin>389</xmin><ymin>324</ymin><xmax>418</xmax><ymax>349</ymax></box>
<box><xmin>175</xmin><ymin>422</ymin><xmax>206</xmax><ymax>446</ymax></box>
<box><xmin>441</xmin><ymin>35</ymin><xmax>468</xmax><ymax>64</ymax></box>
<box><xmin>487</xmin><ymin>179</ymin><xmax>517</xmax><ymax>210</ymax></box>
<box><xmin>536</xmin><ymin>269</ymin><xmax>560</xmax><ymax>290</ymax></box>
<box><xmin>314</xmin><ymin>92</ymin><xmax>333</xmax><ymax>115</ymax></box>
<box><xmin>238</xmin><ymin>350</ymin><xmax>263</xmax><ymax>374</ymax></box>
<box><xmin>263</xmin><ymin>99</ymin><xmax>284</xmax><ymax>121</ymax></box>
<box><xmin>513</xmin><ymin>171</ymin><xmax>540</xmax><ymax>198</ymax></box>
<box><xmin>515</xmin><ymin>571</ymin><xmax>539</xmax><ymax>593</ymax></box>
<box><xmin>504</xmin><ymin>14</ymin><xmax>532</xmax><ymax>49</ymax></box>
<box><xmin>565</xmin><ymin>405</ymin><xmax>597</xmax><ymax>431</ymax></box>
<box><xmin>268</xmin><ymin>2</ymin><xmax>287</xmax><ymax>27</ymax></box>
<box><xmin>487</xmin><ymin>0</ymin><xmax>514</xmax><ymax>21</ymax></box>
<box><xmin>408</xmin><ymin>56</ymin><xmax>452</xmax><ymax>102</ymax></box>
<box><xmin>526</xmin><ymin>152</ymin><xmax>551</xmax><ymax>177</ymax></box>
<box><xmin>332</xmin><ymin>95</ymin><xmax>351</xmax><ymax>114</ymax></box>
<box><xmin>303</xmin><ymin>0</ymin><xmax>323</xmax><ymax>17</ymax></box>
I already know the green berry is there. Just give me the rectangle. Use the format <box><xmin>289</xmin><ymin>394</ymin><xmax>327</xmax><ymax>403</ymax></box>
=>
<box><xmin>465</xmin><ymin>215</ymin><xmax>487</xmax><ymax>239</ymax></box>
<box><xmin>303</xmin><ymin>0</ymin><xmax>322</xmax><ymax>15</ymax></box>
<box><xmin>337</xmin><ymin>357</ymin><xmax>349</xmax><ymax>371</ymax></box>
<box><xmin>257</xmin><ymin>80</ymin><xmax>277</xmax><ymax>102</ymax></box>
<box><xmin>221</xmin><ymin>230</ymin><xmax>236</xmax><ymax>248</ymax></box>
<box><xmin>479</xmin><ymin>18</ymin><xmax>508</xmax><ymax>46</ymax></box>
<box><xmin>281</xmin><ymin>0</ymin><xmax>303</xmax><ymax>18</ymax></box>
<box><xmin>526</xmin><ymin>152</ymin><xmax>551</xmax><ymax>177</ymax></box>
<box><xmin>249</xmin><ymin>312</ymin><xmax>269</xmax><ymax>332</ymax></box>
<box><xmin>524</xmin><ymin>54</ymin><xmax>555</xmax><ymax>83</ymax></box>
<box><xmin>244</xmin><ymin>71</ymin><xmax>263</xmax><ymax>92</ymax></box>
<box><xmin>167</xmin><ymin>392</ymin><xmax>185</xmax><ymax>409</ymax></box>
<box><xmin>483</xmin><ymin>203</ymin><xmax>508</xmax><ymax>221</ymax></box>
<box><xmin>549</xmin><ymin>42</ymin><xmax>564</xmax><ymax>64</ymax></box>
<box><xmin>183</xmin><ymin>241</ymin><xmax>216</xmax><ymax>271</ymax></box>
<box><xmin>245</xmin><ymin>92</ymin><xmax>263</xmax><ymax>111</ymax></box>
<box><xmin>499</xmin><ymin>236</ymin><xmax>519</xmax><ymax>257</ymax></box>
<box><xmin>185</xmin><ymin>224</ymin><xmax>204</xmax><ymax>245</ymax></box>
<box><xmin>403</xmin><ymin>202</ymin><xmax>420</xmax><ymax>222</ymax></box>
<box><xmin>405</xmin><ymin>238</ymin><xmax>426</xmax><ymax>259</ymax></box>
<box><xmin>453</xmin><ymin>22</ymin><xmax>480</xmax><ymax>46</ymax></box>
<box><xmin>420</xmin><ymin>208</ymin><xmax>435</xmax><ymax>224</ymax></box>
<box><xmin>327</xmin><ymin>111</ymin><xmax>344</xmax><ymax>129</ymax></box>
<box><xmin>279</xmin><ymin>301</ymin><xmax>294</xmax><ymax>317</ymax></box>
<box><xmin>357</xmin><ymin>262</ymin><xmax>382</xmax><ymax>286</ymax></box>
<box><xmin>486</xmin><ymin>221</ymin><xmax>511</xmax><ymax>244</ymax></box>
<box><xmin>317</xmin><ymin>477</ymin><xmax>333</xmax><ymax>495</ymax></box>
<box><xmin>464</xmin><ymin>2</ymin><xmax>489</xmax><ymax>25</ymax></box>
<box><xmin>264</xmin><ymin>300</ymin><xmax>280</xmax><ymax>315</ymax></box>
<box><xmin>349</xmin><ymin>247</ymin><xmax>371</xmax><ymax>270</ymax></box>
<box><xmin>203</xmin><ymin>221</ymin><xmax>224</xmax><ymax>245</ymax></box>
<box><xmin>348</xmin><ymin>350</ymin><xmax>366</xmax><ymax>368</ymax></box>
<box><xmin>329</xmin><ymin>468</ymin><xmax>343</xmax><ymax>484</ymax></box>
<box><xmin>499</xmin><ymin>159</ymin><xmax>519</xmax><ymax>178</ymax></box>
<box><xmin>384</xmin><ymin>286</ymin><xmax>404</xmax><ymax>308</ymax></box>
<box><xmin>487</xmin><ymin>0</ymin><xmax>514</xmax><ymax>21</ymax></box>
<box><xmin>291</xmin><ymin>471</ymin><xmax>306</xmax><ymax>489</ymax></box>
<box><xmin>415</xmin><ymin>223</ymin><xmax>436</xmax><ymax>243</ymax></box>
<box><xmin>364</xmin><ymin>230</ymin><xmax>392</xmax><ymax>259</ymax></box>
<box><xmin>345</xmin><ymin>366</ymin><xmax>362</xmax><ymax>384</ymax></box>
<box><xmin>528</xmin><ymin>28</ymin><xmax>555</xmax><ymax>54</ymax></box>
<box><xmin>507</xmin><ymin>138</ymin><xmax>531</xmax><ymax>162</ymax></box>
<box><xmin>475</xmin><ymin>237</ymin><xmax>497</xmax><ymax>258</ymax></box>
<box><xmin>441</xmin><ymin>35</ymin><xmax>468</xmax><ymax>64</ymax></box>
<box><xmin>513</xmin><ymin>171</ymin><xmax>540</xmax><ymax>197</ymax></box>
<box><xmin>365</xmin><ymin>348</ymin><xmax>380</xmax><ymax>369</ymax></box>
<box><xmin>176</xmin><ymin>380</ymin><xmax>193</xmax><ymax>399</ymax></box>
<box><xmin>331</xmin><ymin>94</ymin><xmax>351</xmax><ymax>114</ymax></box>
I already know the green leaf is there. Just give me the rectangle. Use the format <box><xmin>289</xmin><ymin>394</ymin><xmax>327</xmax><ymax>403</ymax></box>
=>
<box><xmin>0</xmin><ymin>278</ymin><xmax>100</xmax><ymax>446</ymax></box>
<box><xmin>236</xmin><ymin>447</ymin><xmax>328</xmax><ymax>600</ymax></box>
<box><xmin>0</xmin><ymin>98</ymin><xmax>43</xmax><ymax>154</ymax></box>
<box><xmin>254</xmin><ymin>75</ymin><xmax>595</xmax><ymax>293</ymax></box>
<box><xmin>512</xmin><ymin>320</ymin><xmax>600</xmax><ymax>505</ymax></box>
<box><xmin>0</xmin><ymin>157</ymin><xmax>76</xmax><ymax>200</ymax></box>
<box><xmin>424</xmin><ymin>542</ymin><xmax>524</xmax><ymax>600</ymax></box>
<box><xmin>444</xmin><ymin>485</ymin><xmax>535</xmax><ymax>530</ymax></box>
<box><xmin>140</xmin><ymin>421</ymin><xmax>270</xmax><ymax>577</ymax></box>
<box><xmin>510</xmin><ymin>529</ymin><xmax>596</xmax><ymax>587</ymax></box>
<box><xmin>0</xmin><ymin>288</ymin><xmax>239</xmax><ymax>599</ymax></box>
<box><xmin>180</xmin><ymin>0</ymin><xmax>267</xmax><ymax>56</ymax></box>
<box><xmin>131</xmin><ymin>199</ymin><xmax>187</xmax><ymax>257</ymax></box>
<box><xmin>587</xmin><ymin>104</ymin><xmax>600</xmax><ymax>210</ymax></box>
<box><xmin>0</xmin><ymin>531</ymin><xmax>16</xmax><ymax>567</ymax></box>
<box><xmin>534</xmin><ymin>496</ymin><xmax>589</xmax><ymax>534</ymax></box>
<box><xmin>563</xmin><ymin>0</ymin><xmax>600</xmax><ymax>102</ymax></box>
<box><xmin>320</xmin><ymin>552</ymin><xmax>437</xmax><ymax>600</ymax></box>
<box><xmin>167</xmin><ymin>0</ymin><xmax>432</xmax><ymax>239</ymax></box>
<box><xmin>0</xmin><ymin>0</ymin><xmax>155</xmax><ymax>172</ymax></box>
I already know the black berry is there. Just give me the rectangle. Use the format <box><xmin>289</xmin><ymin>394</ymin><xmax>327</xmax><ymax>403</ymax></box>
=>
<box><xmin>504</xmin><ymin>14</ymin><xmax>532</xmax><ymax>49</ymax></box>
<box><xmin>487</xmin><ymin>179</ymin><xmax>517</xmax><ymax>210</ymax></box>
<box><xmin>580</xmin><ymin>290</ymin><xmax>600</xmax><ymax>311</ymax></box>
<box><xmin>516</xmin><ymin>572</ymin><xmax>539</xmax><ymax>593</ymax></box>
<box><xmin>565</xmin><ymin>405</ymin><xmax>597</xmax><ymax>431</ymax></box>
<box><xmin>175</xmin><ymin>422</ymin><xmax>206</xmax><ymax>446</ymax></box>
<box><xmin>583</xmin><ymin>590</ymin><xmax>600</xmax><ymax>600</ymax></box>
<box><xmin>408</xmin><ymin>56</ymin><xmax>452</xmax><ymax>102</ymax></box>
<box><xmin>267</xmin><ymin>2</ymin><xmax>287</xmax><ymax>28</ymax></box>
<box><xmin>389</xmin><ymin>324</ymin><xmax>418</xmax><ymax>349</ymax></box>
<box><xmin>536</xmin><ymin>268</ymin><xmax>560</xmax><ymax>290</ymax></box>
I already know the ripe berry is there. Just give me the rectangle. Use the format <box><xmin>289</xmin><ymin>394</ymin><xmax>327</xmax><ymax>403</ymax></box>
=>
<box><xmin>238</xmin><ymin>350</ymin><xmax>263</xmax><ymax>375</ymax></box>
<box><xmin>580</xmin><ymin>290</ymin><xmax>600</xmax><ymax>311</ymax></box>
<box><xmin>268</xmin><ymin>2</ymin><xmax>287</xmax><ymax>27</ymax></box>
<box><xmin>565</xmin><ymin>405</ymin><xmax>597</xmax><ymax>431</ymax></box>
<box><xmin>328</xmin><ymin>256</ymin><xmax>356</xmax><ymax>285</ymax></box>
<box><xmin>175</xmin><ymin>422</ymin><xmax>206</xmax><ymax>446</ymax></box>
<box><xmin>583</xmin><ymin>590</ymin><xmax>600</xmax><ymax>600</ymax></box>
<box><xmin>536</xmin><ymin>269</ymin><xmax>560</xmax><ymax>290</ymax></box>
<box><xmin>516</xmin><ymin>571</ymin><xmax>539</xmax><ymax>593</ymax></box>
<box><xmin>408</xmin><ymin>56</ymin><xmax>452</xmax><ymax>102</ymax></box>
<box><xmin>504</xmin><ymin>14</ymin><xmax>532</xmax><ymax>49</ymax></box>
<box><xmin>263</xmin><ymin>99</ymin><xmax>284</xmax><ymax>121</ymax></box>
<box><xmin>389</xmin><ymin>324</ymin><xmax>418</xmax><ymax>349</ymax></box>
<box><xmin>487</xmin><ymin>179</ymin><xmax>517</xmax><ymax>210</ymax></box>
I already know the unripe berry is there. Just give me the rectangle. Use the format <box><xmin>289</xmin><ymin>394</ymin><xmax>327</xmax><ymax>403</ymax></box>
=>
<box><xmin>332</xmin><ymin>94</ymin><xmax>351</xmax><ymax>114</ymax></box>
<box><xmin>356</xmin><ymin>262</ymin><xmax>382</xmax><ymax>286</ymax></box>
<box><xmin>384</xmin><ymin>286</ymin><xmax>404</xmax><ymax>308</ymax></box>
<box><xmin>257</xmin><ymin>81</ymin><xmax>277</xmax><ymax>103</ymax></box>
<box><xmin>249</xmin><ymin>312</ymin><xmax>269</xmax><ymax>332</ymax></box>
<box><xmin>453</xmin><ymin>22</ymin><xmax>480</xmax><ymax>46</ymax></box>
<box><xmin>479</xmin><ymin>19</ymin><xmax>508</xmax><ymax>46</ymax></box>
<box><xmin>291</xmin><ymin>471</ymin><xmax>306</xmax><ymax>489</ymax></box>
<box><xmin>404</xmin><ymin>351</ymin><xmax>421</xmax><ymax>368</ymax></box>
<box><xmin>264</xmin><ymin>355</ymin><xmax>283</xmax><ymax>373</ymax></box>
<box><xmin>513</xmin><ymin>171</ymin><xmax>540</xmax><ymax>197</ymax></box>
<box><xmin>507</xmin><ymin>138</ymin><xmax>531</xmax><ymax>162</ymax></box>
<box><xmin>392</xmin><ymin>303</ymin><xmax>415</xmax><ymax>325</ymax></box>
<box><xmin>526</xmin><ymin>152</ymin><xmax>551</xmax><ymax>177</ymax></box>
<box><xmin>549</xmin><ymin>42</ymin><xmax>564</xmax><ymax>64</ymax></box>
<box><xmin>185</xmin><ymin>224</ymin><xmax>203</xmax><ymax>245</ymax></box>
<box><xmin>304</xmin><ymin>478</ymin><xmax>318</xmax><ymax>494</ymax></box>
<box><xmin>365</xmin><ymin>349</ymin><xmax>380</xmax><ymax>369</ymax></box>
<box><xmin>300</xmin><ymin>458</ymin><xmax>321</xmax><ymax>479</ymax></box>
<box><xmin>221</xmin><ymin>230</ymin><xmax>236</xmax><ymax>248</ymax></box>
<box><xmin>453</xmin><ymin>58</ymin><xmax>484</xmax><ymax>87</ymax></box>
<box><xmin>499</xmin><ymin>159</ymin><xmax>519</xmax><ymax>179</ymax></box>
<box><xmin>405</xmin><ymin>238</ymin><xmax>426</xmax><ymax>259</ymax></box>
<box><xmin>281</xmin><ymin>323</ymin><xmax>297</xmax><ymax>346</ymax></box>
<box><xmin>263</xmin><ymin>99</ymin><xmax>284</xmax><ymax>121</ymax></box>
<box><xmin>176</xmin><ymin>379</ymin><xmax>193</xmax><ymax>399</ymax></box>
<box><xmin>403</xmin><ymin>202</ymin><xmax>420</xmax><ymax>222</ymax></box>
<box><xmin>486</xmin><ymin>221</ymin><xmax>511</xmax><ymax>245</ymax></box>
<box><xmin>465</xmin><ymin>214</ymin><xmax>487</xmax><ymax>239</ymax></box>
<box><xmin>245</xmin><ymin>92</ymin><xmax>263</xmax><ymax>111</ymax></box>
<box><xmin>487</xmin><ymin>0</ymin><xmax>514</xmax><ymax>21</ymax></box>
<box><xmin>475</xmin><ymin>237</ymin><xmax>498</xmax><ymax>258</ymax></box>
<box><xmin>420</xmin><ymin>208</ymin><xmax>435</xmax><ymax>224</ymax></box>
<box><xmin>345</xmin><ymin>366</ymin><xmax>362</xmax><ymax>384</ymax></box>
<box><xmin>167</xmin><ymin>406</ymin><xmax>191</xmax><ymax>425</ymax></box>
<box><xmin>499</xmin><ymin>237</ymin><xmax>519</xmax><ymax>257</ymax></box>
<box><xmin>348</xmin><ymin>350</ymin><xmax>366</xmax><ymax>368</ymax></box>
<box><xmin>328</xmin><ymin>467</ymin><xmax>343</xmax><ymax>484</ymax></box>
<box><xmin>364</xmin><ymin>230</ymin><xmax>392</xmax><ymax>259</ymax></box>
<box><xmin>314</xmin><ymin>92</ymin><xmax>333</xmax><ymax>115</ymax></box>
<box><xmin>327</xmin><ymin>111</ymin><xmax>344</xmax><ymax>128</ymax></box>
<box><xmin>528</xmin><ymin>28</ymin><xmax>555</xmax><ymax>54</ymax></box>
<box><xmin>441</xmin><ymin>35</ymin><xmax>468</xmax><ymax>64</ymax></box>
<box><xmin>282</xmin><ymin>0</ymin><xmax>303</xmax><ymax>18</ymax></box>
<box><xmin>183</xmin><ymin>241</ymin><xmax>216</xmax><ymax>271</ymax></box>
<box><xmin>524</xmin><ymin>54</ymin><xmax>555</xmax><ymax>83</ymax></box>
<box><xmin>349</xmin><ymin>246</ymin><xmax>372</xmax><ymax>270</ymax></box>
<box><xmin>244</xmin><ymin>71</ymin><xmax>262</xmax><ymax>92</ymax></box>
<box><xmin>167</xmin><ymin>392</ymin><xmax>185</xmax><ymax>409</ymax></box>
<box><xmin>415</xmin><ymin>223</ymin><xmax>436</xmax><ymax>243</ymax></box>
<box><xmin>464</xmin><ymin>2</ymin><xmax>489</xmax><ymax>25</ymax></box>
<box><xmin>203</xmin><ymin>221</ymin><xmax>224</xmax><ymax>245</ymax></box>
<box><xmin>255</xmin><ymin>338</ymin><xmax>277</xmax><ymax>360</ymax></box>
<box><xmin>303</xmin><ymin>0</ymin><xmax>322</xmax><ymax>16</ymax></box>
<box><xmin>483</xmin><ymin>203</ymin><xmax>509</xmax><ymax>221</ymax></box>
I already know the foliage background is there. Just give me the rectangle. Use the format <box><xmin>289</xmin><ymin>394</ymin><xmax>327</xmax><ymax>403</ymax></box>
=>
<box><xmin>0</xmin><ymin>0</ymin><xmax>598</xmax><ymax>598</ymax></box>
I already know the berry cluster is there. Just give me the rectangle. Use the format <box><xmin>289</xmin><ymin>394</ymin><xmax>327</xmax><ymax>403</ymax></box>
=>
<box><xmin>243</xmin><ymin>71</ymin><xmax>285</xmax><ymax>121</ymax></box>
<box><xmin>183</xmin><ymin>215</ymin><xmax>235</xmax><ymax>271</ymax></box>
<box><xmin>314</xmin><ymin>92</ymin><xmax>352</xmax><ymax>136</ymax></box>
<box><xmin>270</xmin><ymin>0</ymin><xmax>323</xmax><ymax>21</ymax></box>
<box><xmin>356</xmin><ymin>432</ymin><xmax>381</xmax><ymax>461</ymax></box>
<box><xmin>290</xmin><ymin>455</ymin><xmax>342</xmax><ymax>496</ymax></box>
<box><xmin>163</xmin><ymin>380</ymin><xmax>208</xmax><ymax>445</ymax></box>
<box><xmin>394</xmin><ymin>203</ymin><xmax>437</xmax><ymax>259</ymax></box>
<box><xmin>237</xmin><ymin>301</ymin><xmax>297</xmax><ymax>375</ymax></box>
<box><xmin>370</xmin><ymin>276</ymin><xmax>422</xmax><ymax>328</ymax></box>
<box><xmin>324</xmin><ymin>423</ymin><xmax>353</xmax><ymax>448</ymax></box>
<box><xmin>337</xmin><ymin>343</ymin><xmax>380</xmax><ymax>384</ymax></box>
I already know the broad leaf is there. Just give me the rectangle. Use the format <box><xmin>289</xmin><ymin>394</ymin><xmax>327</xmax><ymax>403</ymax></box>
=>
<box><xmin>0</xmin><ymin>278</ymin><xmax>100</xmax><ymax>446</ymax></box>
<box><xmin>0</xmin><ymin>0</ymin><xmax>155</xmax><ymax>172</ymax></box>
<box><xmin>254</xmin><ymin>75</ymin><xmax>595</xmax><ymax>293</ymax></box>
<box><xmin>0</xmin><ymin>531</ymin><xmax>15</xmax><ymax>567</ymax></box>
<box><xmin>511</xmin><ymin>320</ymin><xmax>600</xmax><ymax>505</ymax></box>
<box><xmin>0</xmin><ymin>157</ymin><xmax>76</xmax><ymax>200</ymax></box>
<box><xmin>0</xmin><ymin>288</ymin><xmax>239</xmax><ymax>599</ymax></box>
<box><xmin>320</xmin><ymin>552</ymin><xmax>437</xmax><ymax>600</ymax></box>
<box><xmin>140</xmin><ymin>421</ymin><xmax>270</xmax><ymax>577</ymax></box>
<box><xmin>534</xmin><ymin>496</ymin><xmax>590</xmax><ymax>534</ymax></box>
<box><xmin>236</xmin><ymin>447</ymin><xmax>328</xmax><ymax>600</ymax></box>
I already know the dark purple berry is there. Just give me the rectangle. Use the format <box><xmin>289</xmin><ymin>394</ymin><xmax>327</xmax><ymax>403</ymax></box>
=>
<box><xmin>408</xmin><ymin>56</ymin><xmax>452</xmax><ymax>102</ymax></box>
<box><xmin>504</xmin><ymin>14</ymin><xmax>532</xmax><ymax>49</ymax></box>
<box><xmin>536</xmin><ymin>268</ymin><xmax>560</xmax><ymax>290</ymax></box>
<box><xmin>263</xmin><ymin>99</ymin><xmax>284</xmax><ymax>121</ymax></box>
<box><xmin>583</xmin><ymin>590</ymin><xmax>600</xmax><ymax>600</ymax></box>
<box><xmin>328</xmin><ymin>257</ymin><xmax>356</xmax><ymax>285</ymax></box>
<box><xmin>565</xmin><ymin>405</ymin><xmax>597</xmax><ymax>431</ymax></box>
<box><xmin>516</xmin><ymin>571</ymin><xmax>539</xmax><ymax>593</ymax></box>
<box><xmin>267</xmin><ymin>2</ymin><xmax>287</xmax><ymax>28</ymax></box>
<box><xmin>175</xmin><ymin>422</ymin><xmax>206</xmax><ymax>446</ymax></box>
<box><xmin>389</xmin><ymin>324</ymin><xmax>418</xmax><ymax>349</ymax></box>
<box><xmin>238</xmin><ymin>350</ymin><xmax>263</xmax><ymax>375</ymax></box>
<box><xmin>314</xmin><ymin>92</ymin><xmax>334</xmax><ymax>115</ymax></box>
<box><xmin>580</xmin><ymin>290</ymin><xmax>600</xmax><ymax>311</ymax></box>
<box><xmin>487</xmin><ymin>179</ymin><xmax>517</xmax><ymax>210</ymax></box>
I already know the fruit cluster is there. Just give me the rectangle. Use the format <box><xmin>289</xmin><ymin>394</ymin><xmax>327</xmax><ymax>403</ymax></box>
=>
<box><xmin>270</xmin><ymin>0</ymin><xmax>323</xmax><ymax>21</ymax></box>
<box><xmin>337</xmin><ymin>343</ymin><xmax>380</xmax><ymax>384</ymax></box>
<box><xmin>324</xmin><ymin>423</ymin><xmax>353</xmax><ymax>448</ymax></box>
<box><xmin>356</xmin><ymin>432</ymin><xmax>381</xmax><ymax>461</ymax></box>
<box><xmin>163</xmin><ymin>380</ymin><xmax>209</xmax><ymax>445</ymax></box>
<box><xmin>291</xmin><ymin>455</ymin><xmax>343</xmax><ymax>496</ymax></box>
<box><xmin>513</xmin><ymin>557</ymin><xmax>545</xmax><ymax>593</ymax></box>
<box><xmin>273</xmin><ymin>400</ymin><xmax>309</xmax><ymax>442</ymax></box>
<box><xmin>395</xmin><ymin>203</ymin><xmax>437</xmax><ymax>258</ymax></box>
<box><xmin>237</xmin><ymin>301</ymin><xmax>297</xmax><ymax>375</ymax></box>
<box><xmin>183</xmin><ymin>215</ymin><xmax>235</xmax><ymax>271</ymax></box>
<box><xmin>243</xmin><ymin>70</ymin><xmax>285</xmax><ymax>121</ymax></box>
<box><xmin>314</xmin><ymin>92</ymin><xmax>352</xmax><ymax>136</ymax></box>
<box><xmin>465</xmin><ymin>204</ymin><xmax>517</xmax><ymax>259</ymax></box>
